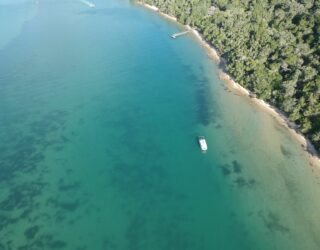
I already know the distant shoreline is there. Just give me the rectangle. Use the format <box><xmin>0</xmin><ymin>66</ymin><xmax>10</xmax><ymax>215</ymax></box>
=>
<box><xmin>136</xmin><ymin>1</ymin><xmax>320</xmax><ymax>168</ymax></box>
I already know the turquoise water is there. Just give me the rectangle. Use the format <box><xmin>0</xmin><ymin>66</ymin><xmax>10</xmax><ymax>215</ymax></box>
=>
<box><xmin>1</xmin><ymin>0</ymin><xmax>320</xmax><ymax>249</ymax></box>
<box><xmin>0</xmin><ymin>0</ymin><xmax>37</xmax><ymax>48</ymax></box>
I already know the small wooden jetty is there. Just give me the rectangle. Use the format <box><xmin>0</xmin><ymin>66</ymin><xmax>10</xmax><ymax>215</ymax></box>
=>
<box><xmin>171</xmin><ymin>30</ymin><xmax>190</xmax><ymax>39</ymax></box>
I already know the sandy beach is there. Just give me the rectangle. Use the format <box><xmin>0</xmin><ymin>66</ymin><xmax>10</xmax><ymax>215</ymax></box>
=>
<box><xmin>136</xmin><ymin>1</ymin><xmax>320</xmax><ymax>167</ymax></box>
<box><xmin>141</xmin><ymin>3</ymin><xmax>158</xmax><ymax>11</ymax></box>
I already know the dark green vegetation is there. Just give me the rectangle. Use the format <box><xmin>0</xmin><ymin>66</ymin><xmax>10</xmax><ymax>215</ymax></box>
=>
<box><xmin>140</xmin><ymin>0</ymin><xmax>320</xmax><ymax>153</ymax></box>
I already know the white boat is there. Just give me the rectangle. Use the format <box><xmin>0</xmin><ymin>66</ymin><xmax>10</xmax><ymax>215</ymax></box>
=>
<box><xmin>198</xmin><ymin>136</ymin><xmax>208</xmax><ymax>151</ymax></box>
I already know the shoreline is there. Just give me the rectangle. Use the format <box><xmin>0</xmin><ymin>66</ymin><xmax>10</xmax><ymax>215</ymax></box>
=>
<box><xmin>136</xmin><ymin>1</ymin><xmax>320</xmax><ymax>167</ymax></box>
<box><xmin>139</xmin><ymin>2</ymin><xmax>177</xmax><ymax>21</ymax></box>
<box><xmin>220</xmin><ymin>72</ymin><xmax>320</xmax><ymax>167</ymax></box>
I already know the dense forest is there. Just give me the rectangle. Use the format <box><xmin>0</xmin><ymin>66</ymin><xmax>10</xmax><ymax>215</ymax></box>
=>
<box><xmin>139</xmin><ymin>0</ymin><xmax>320</xmax><ymax>153</ymax></box>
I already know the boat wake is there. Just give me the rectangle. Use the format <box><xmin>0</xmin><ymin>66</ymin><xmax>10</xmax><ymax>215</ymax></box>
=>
<box><xmin>79</xmin><ymin>0</ymin><xmax>95</xmax><ymax>8</ymax></box>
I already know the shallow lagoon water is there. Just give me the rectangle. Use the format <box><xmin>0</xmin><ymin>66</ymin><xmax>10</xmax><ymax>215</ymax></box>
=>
<box><xmin>1</xmin><ymin>0</ymin><xmax>320</xmax><ymax>249</ymax></box>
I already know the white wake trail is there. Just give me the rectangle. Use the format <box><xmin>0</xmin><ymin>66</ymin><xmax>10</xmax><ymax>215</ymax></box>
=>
<box><xmin>79</xmin><ymin>0</ymin><xmax>95</xmax><ymax>8</ymax></box>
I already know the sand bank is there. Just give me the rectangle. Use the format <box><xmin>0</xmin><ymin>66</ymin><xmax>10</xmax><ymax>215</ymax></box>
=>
<box><xmin>136</xmin><ymin>1</ymin><xmax>320</xmax><ymax>167</ymax></box>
